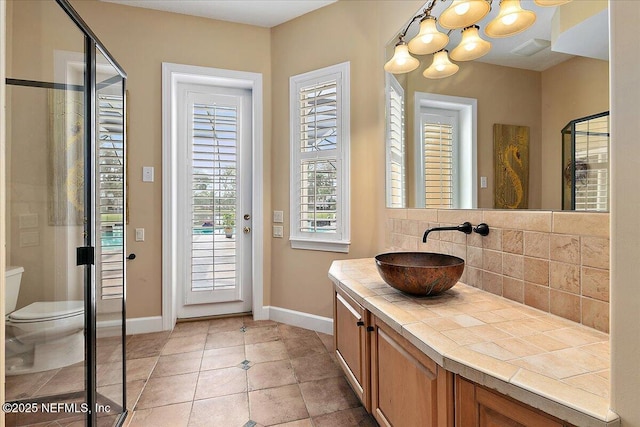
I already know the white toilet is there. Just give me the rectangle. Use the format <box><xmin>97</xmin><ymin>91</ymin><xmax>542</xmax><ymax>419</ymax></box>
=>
<box><xmin>5</xmin><ymin>266</ymin><xmax>85</xmax><ymax>375</ymax></box>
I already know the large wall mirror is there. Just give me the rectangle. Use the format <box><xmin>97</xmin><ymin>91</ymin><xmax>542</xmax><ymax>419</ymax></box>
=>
<box><xmin>384</xmin><ymin>0</ymin><xmax>609</xmax><ymax>211</ymax></box>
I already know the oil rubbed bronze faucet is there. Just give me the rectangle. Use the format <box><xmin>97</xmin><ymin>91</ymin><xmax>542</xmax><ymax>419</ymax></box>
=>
<box><xmin>422</xmin><ymin>222</ymin><xmax>473</xmax><ymax>243</ymax></box>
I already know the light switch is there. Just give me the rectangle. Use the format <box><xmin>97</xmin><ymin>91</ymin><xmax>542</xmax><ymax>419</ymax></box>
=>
<box><xmin>480</xmin><ymin>176</ymin><xmax>488</xmax><ymax>188</ymax></box>
<box><xmin>273</xmin><ymin>225</ymin><xmax>284</xmax><ymax>238</ymax></box>
<box><xmin>273</xmin><ymin>210</ymin><xmax>284</xmax><ymax>223</ymax></box>
<box><xmin>142</xmin><ymin>166</ymin><xmax>154</xmax><ymax>182</ymax></box>
<box><xmin>135</xmin><ymin>228</ymin><xmax>145</xmax><ymax>242</ymax></box>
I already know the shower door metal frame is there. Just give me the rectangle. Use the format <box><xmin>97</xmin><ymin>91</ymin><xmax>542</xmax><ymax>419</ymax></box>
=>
<box><xmin>55</xmin><ymin>1</ymin><xmax>128</xmax><ymax>426</ymax></box>
<box><xmin>5</xmin><ymin>1</ymin><xmax>127</xmax><ymax>424</ymax></box>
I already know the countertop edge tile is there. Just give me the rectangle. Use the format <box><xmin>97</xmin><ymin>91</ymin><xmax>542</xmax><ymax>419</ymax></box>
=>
<box><xmin>510</xmin><ymin>369</ymin><xmax>618</xmax><ymax>427</ymax></box>
<box><xmin>443</xmin><ymin>347</ymin><xmax>520</xmax><ymax>383</ymax></box>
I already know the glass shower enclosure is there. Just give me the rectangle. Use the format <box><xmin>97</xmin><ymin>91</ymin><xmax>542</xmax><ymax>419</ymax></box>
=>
<box><xmin>5</xmin><ymin>0</ymin><xmax>127</xmax><ymax>425</ymax></box>
<box><xmin>561</xmin><ymin>112</ymin><xmax>610</xmax><ymax>212</ymax></box>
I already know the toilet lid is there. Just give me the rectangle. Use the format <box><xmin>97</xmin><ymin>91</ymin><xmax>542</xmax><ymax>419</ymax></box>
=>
<box><xmin>8</xmin><ymin>301</ymin><xmax>84</xmax><ymax>322</ymax></box>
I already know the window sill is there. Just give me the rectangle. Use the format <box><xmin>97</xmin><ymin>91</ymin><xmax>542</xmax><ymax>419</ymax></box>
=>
<box><xmin>290</xmin><ymin>238</ymin><xmax>350</xmax><ymax>253</ymax></box>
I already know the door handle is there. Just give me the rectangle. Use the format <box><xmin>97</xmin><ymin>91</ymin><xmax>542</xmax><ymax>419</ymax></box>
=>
<box><xmin>243</xmin><ymin>227</ymin><xmax>251</xmax><ymax>234</ymax></box>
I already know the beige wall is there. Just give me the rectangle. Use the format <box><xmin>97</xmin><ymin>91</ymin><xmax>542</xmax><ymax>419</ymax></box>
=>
<box><xmin>269</xmin><ymin>0</ymin><xmax>425</xmax><ymax>317</ymax></box>
<box><xmin>610</xmin><ymin>1</ymin><xmax>640</xmax><ymax>425</ymax></box>
<box><xmin>541</xmin><ymin>56</ymin><xmax>609</xmax><ymax>210</ymax></box>
<box><xmin>67</xmin><ymin>0</ymin><xmax>273</xmax><ymax>318</ymax></box>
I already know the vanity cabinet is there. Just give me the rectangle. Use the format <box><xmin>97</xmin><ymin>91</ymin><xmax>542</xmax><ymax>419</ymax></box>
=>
<box><xmin>455</xmin><ymin>376</ymin><xmax>574</xmax><ymax>427</ymax></box>
<box><xmin>333</xmin><ymin>285</ymin><xmax>579</xmax><ymax>427</ymax></box>
<box><xmin>334</xmin><ymin>287</ymin><xmax>370</xmax><ymax>410</ymax></box>
<box><xmin>370</xmin><ymin>315</ymin><xmax>454</xmax><ymax>427</ymax></box>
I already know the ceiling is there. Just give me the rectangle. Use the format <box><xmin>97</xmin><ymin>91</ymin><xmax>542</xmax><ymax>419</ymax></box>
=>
<box><xmin>99</xmin><ymin>0</ymin><xmax>608</xmax><ymax>72</ymax></box>
<box><xmin>99</xmin><ymin>0</ymin><xmax>337</xmax><ymax>28</ymax></box>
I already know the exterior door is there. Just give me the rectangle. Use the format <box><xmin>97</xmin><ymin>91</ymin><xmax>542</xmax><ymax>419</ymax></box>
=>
<box><xmin>177</xmin><ymin>83</ymin><xmax>252</xmax><ymax>317</ymax></box>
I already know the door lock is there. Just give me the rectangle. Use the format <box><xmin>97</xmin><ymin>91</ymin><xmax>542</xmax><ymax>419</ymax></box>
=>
<box><xmin>244</xmin><ymin>214</ymin><xmax>251</xmax><ymax>220</ymax></box>
<box><xmin>243</xmin><ymin>227</ymin><xmax>251</xmax><ymax>234</ymax></box>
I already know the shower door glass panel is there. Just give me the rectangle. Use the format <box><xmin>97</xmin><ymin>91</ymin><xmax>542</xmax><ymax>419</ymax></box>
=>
<box><xmin>5</xmin><ymin>1</ymin><xmax>88</xmax><ymax>425</ymax></box>
<box><xmin>94</xmin><ymin>47</ymin><xmax>126</xmax><ymax>425</ymax></box>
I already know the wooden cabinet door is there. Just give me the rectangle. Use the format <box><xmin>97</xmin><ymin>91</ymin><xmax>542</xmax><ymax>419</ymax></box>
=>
<box><xmin>456</xmin><ymin>376</ymin><xmax>567</xmax><ymax>427</ymax></box>
<box><xmin>334</xmin><ymin>287</ymin><xmax>369</xmax><ymax>409</ymax></box>
<box><xmin>370</xmin><ymin>316</ymin><xmax>453</xmax><ymax>427</ymax></box>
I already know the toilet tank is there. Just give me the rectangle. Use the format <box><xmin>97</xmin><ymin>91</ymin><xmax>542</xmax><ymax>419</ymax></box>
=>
<box><xmin>5</xmin><ymin>266</ymin><xmax>24</xmax><ymax>313</ymax></box>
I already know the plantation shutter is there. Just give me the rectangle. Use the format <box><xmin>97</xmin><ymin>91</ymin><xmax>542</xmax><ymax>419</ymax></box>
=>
<box><xmin>423</xmin><ymin>113</ymin><xmax>455</xmax><ymax>208</ymax></box>
<box><xmin>190</xmin><ymin>102</ymin><xmax>238</xmax><ymax>292</ymax></box>
<box><xmin>386</xmin><ymin>76</ymin><xmax>406</xmax><ymax>208</ymax></box>
<box><xmin>98</xmin><ymin>94</ymin><xmax>124</xmax><ymax>299</ymax></box>
<box><xmin>297</xmin><ymin>79</ymin><xmax>339</xmax><ymax>235</ymax></box>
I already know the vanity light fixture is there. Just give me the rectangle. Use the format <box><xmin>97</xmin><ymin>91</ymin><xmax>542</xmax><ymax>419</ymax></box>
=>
<box><xmin>450</xmin><ymin>25</ymin><xmax>492</xmax><ymax>61</ymax></box>
<box><xmin>407</xmin><ymin>15</ymin><xmax>449</xmax><ymax>55</ymax></box>
<box><xmin>485</xmin><ymin>0</ymin><xmax>536</xmax><ymax>38</ymax></box>
<box><xmin>439</xmin><ymin>0</ymin><xmax>491</xmax><ymax>29</ymax></box>
<box><xmin>385</xmin><ymin>0</ymin><xmax>571</xmax><ymax>79</ymax></box>
<box><xmin>534</xmin><ymin>0</ymin><xmax>571</xmax><ymax>6</ymax></box>
<box><xmin>423</xmin><ymin>50</ymin><xmax>459</xmax><ymax>79</ymax></box>
<box><xmin>384</xmin><ymin>38</ymin><xmax>421</xmax><ymax>73</ymax></box>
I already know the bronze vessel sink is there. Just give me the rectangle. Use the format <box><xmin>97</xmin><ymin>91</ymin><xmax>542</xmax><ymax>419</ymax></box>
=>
<box><xmin>374</xmin><ymin>252</ymin><xmax>464</xmax><ymax>296</ymax></box>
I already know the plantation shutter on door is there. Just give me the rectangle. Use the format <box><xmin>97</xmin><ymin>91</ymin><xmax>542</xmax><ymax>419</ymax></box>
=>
<box><xmin>98</xmin><ymin>93</ymin><xmax>124</xmax><ymax>300</ymax></box>
<box><xmin>423</xmin><ymin>114</ymin><xmax>454</xmax><ymax>208</ymax></box>
<box><xmin>190</xmin><ymin>101</ymin><xmax>238</xmax><ymax>294</ymax></box>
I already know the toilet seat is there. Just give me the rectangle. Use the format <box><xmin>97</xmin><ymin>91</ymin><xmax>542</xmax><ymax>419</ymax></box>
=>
<box><xmin>8</xmin><ymin>301</ymin><xmax>84</xmax><ymax>323</ymax></box>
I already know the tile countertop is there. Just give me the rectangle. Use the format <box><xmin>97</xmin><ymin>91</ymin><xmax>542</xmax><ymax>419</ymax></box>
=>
<box><xmin>329</xmin><ymin>258</ymin><xmax>620</xmax><ymax>427</ymax></box>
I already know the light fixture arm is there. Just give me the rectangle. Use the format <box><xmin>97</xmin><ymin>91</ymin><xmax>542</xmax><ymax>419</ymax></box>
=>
<box><xmin>398</xmin><ymin>1</ymin><xmax>438</xmax><ymax>40</ymax></box>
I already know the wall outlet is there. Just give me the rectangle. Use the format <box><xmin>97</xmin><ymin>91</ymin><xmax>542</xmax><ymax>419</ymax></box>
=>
<box><xmin>273</xmin><ymin>210</ymin><xmax>284</xmax><ymax>223</ymax></box>
<box><xmin>273</xmin><ymin>225</ymin><xmax>284</xmax><ymax>238</ymax></box>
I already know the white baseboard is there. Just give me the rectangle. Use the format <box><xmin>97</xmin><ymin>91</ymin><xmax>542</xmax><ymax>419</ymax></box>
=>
<box><xmin>126</xmin><ymin>316</ymin><xmax>165</xmax><ymax>335</ymax></box>
<box><xmin>266</xmin><ymin>306</ymin><xmax>333</xmax><ymax>335</ymax></box>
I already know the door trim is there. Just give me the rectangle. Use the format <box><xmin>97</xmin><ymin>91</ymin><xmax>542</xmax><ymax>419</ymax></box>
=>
<box><xmin>162</xmin><ymin>63</ymin><xmax>265</xmax><ymax>331</ymax></box>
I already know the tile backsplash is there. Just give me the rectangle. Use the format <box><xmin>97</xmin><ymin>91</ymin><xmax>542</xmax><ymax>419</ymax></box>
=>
<box><xmin>384</xmin><ymin>209</ymin><xmax>610</xmax><ymax>333</ymax></box>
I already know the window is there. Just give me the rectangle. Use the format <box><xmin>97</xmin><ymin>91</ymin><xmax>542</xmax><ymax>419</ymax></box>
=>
<box><xmin>290</xmin><ymin>62</ymin><xmax>350</xmax><ymax>253</ymax></box>
<box><xmin>385</xmin><ymin>73</ymin><xmax>406</xmax><ymax>208</ymax></box>
<box><xmin>414</xmin><ymin>92</ymin><xmax>477</xmax><ymax>209</ymax></box>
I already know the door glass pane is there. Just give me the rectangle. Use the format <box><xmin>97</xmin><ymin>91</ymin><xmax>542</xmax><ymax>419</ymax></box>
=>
<box><xmin>191</xmin><ymin>102</ymin><xmax>238</xmax><ymax>292</ymax></box>
<box><xmin>94</xmin><ymin>47</ymin><xmax>126</xmax><ymax>424</ymax></box>
<box><xmin>5</xmin><ymin>1</ymin><xmax>88</xmax><ymax>425</ymax></box>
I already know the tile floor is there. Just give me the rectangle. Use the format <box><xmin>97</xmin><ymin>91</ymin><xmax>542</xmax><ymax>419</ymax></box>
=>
<box><xmin>125</xmin><ymin>316</ymin><xmax>376</xmax><ymax>427</ymax></box>
<box><xmin>5</xmin><ymin>316</ymin><xmax>375</xmax><ymax>427</ymax></box>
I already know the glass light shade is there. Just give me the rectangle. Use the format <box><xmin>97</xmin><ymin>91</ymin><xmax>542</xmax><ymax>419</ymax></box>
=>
<box><xmin>408</xmin><ymin>16</ymin><xmax>449</xmax><ymax>55</ymax></box>
<box><xmin>485</xmin><ymin>0</ymin><xmax>536</xmax><ymax>38</ymax></box>
<box><xmin>534</xmin><ymin>0</ymin><xmax>571</xmax><ymax>6</ymax></box>
<box><xmin>450</xmin><ymin>25</ymin><xmax>492</xmax><ymax>61</ymax></box>
<box><xmin>439</xmin><ymin>0</ymin><xmax>490</xmax><ymax>29</ymax></box>
<box><xmin>384</xmin><ymin>42</ymin><xmax>420</xmax><ymax>74</ymax></box>
<box><xmin>423</xmin><ymin>50</ymin><xmax>459</xmax><ymax>79</ymax></box>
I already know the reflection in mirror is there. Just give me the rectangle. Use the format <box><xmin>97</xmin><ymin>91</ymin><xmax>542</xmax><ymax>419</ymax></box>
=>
<box><xmin>562</xmin><ymin>112</ymin><xmax>609</xmax><ymax>211</ymax></box>
<box><xmin>384</xmin><ymin>0</ymin><xmax>610</xmax><ymax>211</ymax></box>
